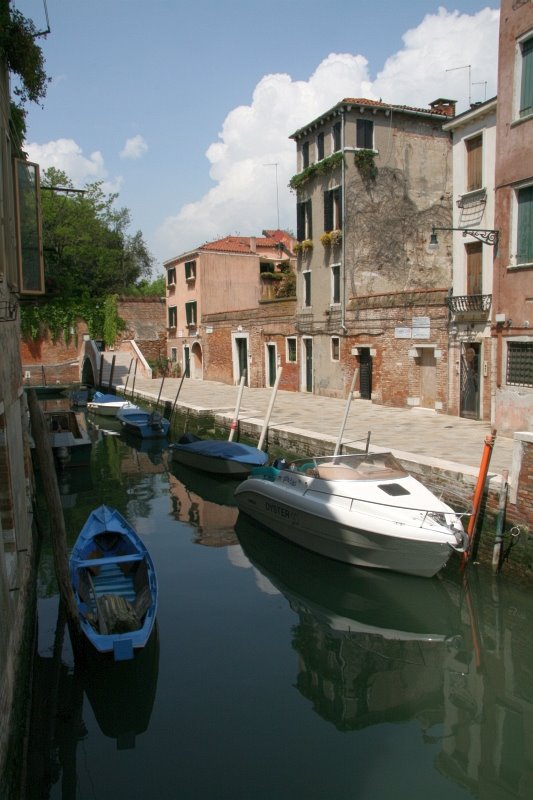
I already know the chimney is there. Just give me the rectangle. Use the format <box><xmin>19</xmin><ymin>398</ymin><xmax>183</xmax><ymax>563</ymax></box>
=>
<box><xmin>249</xmin><ymin>237</ymin><xmax>256</xmax><ymax>253</ymax></box>
<box><xmin>429</xmin><ymin>98</ymin><xmax>456</xmax><ymax>117</ymax></box>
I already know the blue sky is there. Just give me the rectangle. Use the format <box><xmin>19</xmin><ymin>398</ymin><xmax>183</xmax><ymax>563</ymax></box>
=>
<box><xmin>13</xmin><ymin>1</ymin><xmax>500</xmax><ymax>275</ymax></box>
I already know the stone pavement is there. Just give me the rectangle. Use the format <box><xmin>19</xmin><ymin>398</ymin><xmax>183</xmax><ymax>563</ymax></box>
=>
<box><xmin>117</xmin><ymin>375</ymin><xmax>515</xmax><ymax>478</ymax></box>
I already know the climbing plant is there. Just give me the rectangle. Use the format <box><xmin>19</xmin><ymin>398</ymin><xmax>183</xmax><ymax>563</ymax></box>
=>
<box><xmin>289</xmin><ymin>152</ymin><xmax>344</xmax><ymax>192</ymax></box>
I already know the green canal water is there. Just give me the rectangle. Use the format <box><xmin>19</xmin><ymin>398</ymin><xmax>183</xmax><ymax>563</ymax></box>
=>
<box><xmin>22</xmin><ymin>407</ymin><xmax>532</xmax><ymax>800</ymax></box>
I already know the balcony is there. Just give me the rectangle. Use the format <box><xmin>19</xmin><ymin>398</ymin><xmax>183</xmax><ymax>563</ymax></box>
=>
<box><xmin>448</xmin><ymin>294</ymin><xmax>492</xmax><ymax>317</ymax></box>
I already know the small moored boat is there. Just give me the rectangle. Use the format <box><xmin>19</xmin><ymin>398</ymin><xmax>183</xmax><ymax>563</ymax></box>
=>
<box><xmin>170</xmin><ymin>433</ymin><xmax>268</xmax><ymax>476</ymax></box>
<box><xmin>234</xmin><ymin>450</ymin><xmax>468</xmax><ymax>578</ymax></box>
<box><xmin>69</xmin><ymin>505</ymin><xmax>158</xmax><ymax>661</ymax></box>
<box><xmin>87</xmin><ymin>391</ymin><xmax>138</xmax><ymax>417</ymax></box>
<box><xmin>117</xmin><ymin>407</ymin><xmax>170</xmax><ymax>439</ymax></box>
<box><xmin>33</xmin><ymin>409</ymin><xmax>92</xmax><ymax>468</ymax></box>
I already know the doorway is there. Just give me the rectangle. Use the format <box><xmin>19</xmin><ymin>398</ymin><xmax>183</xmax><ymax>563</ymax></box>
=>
<box><xmin>460</xmin><ymin>342</ymin><xmax>480</xmax><ymax>419</ymax></box>
<box><xmin>359</xmin><ymin>348</ymin><xmax>372</xmax><ymax>400</ymax></box>
<box><xmin>233</xmin><ymin>335</ymin><xmax>248</xmax><ymax>384</ymax></box>
<box><xmin>266</xmin><ymin>344</ymin><xmax>277</xmax><ymax>387</ymax></box>
<box><xmin>302</xmin><ymin>338</ymin><xmax>313</xmax><ymax>392</ymax></box>
<box><xmin>183</xmin><ymin>345</ymin><xmax>191</xmax><ymax>378</ymax></box>
<box><xmin>419</xmin><ymin>348</ymin><xmax>437</xmax><ymax>409</ymax></box>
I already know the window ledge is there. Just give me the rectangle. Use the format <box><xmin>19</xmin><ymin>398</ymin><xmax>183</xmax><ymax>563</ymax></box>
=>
<box><xmin>511</xmin><ymin>112</ymin><xmax>533</xmax><ymax>128</ymax></box>
<box><xmin>507</xmin><ymin>261</ymin><xmax>533</xmax><ymax>271</ymax></box>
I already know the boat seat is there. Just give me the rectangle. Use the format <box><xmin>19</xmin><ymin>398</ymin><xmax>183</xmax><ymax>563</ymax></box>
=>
<box><xmin>76</xmin><ymin>554</ymin><xmax>144</xmax><ymax>568</ymax></box>
<box><xmin>315</xmin><ymin>464</ymin><xmax>362</xmax><ymax>480</ymax></box>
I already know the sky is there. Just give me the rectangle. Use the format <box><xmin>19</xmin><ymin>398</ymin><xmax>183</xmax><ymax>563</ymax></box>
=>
<box><xmin>13</xmin><ymin>1</ymin><xmax>500</xmax><ymax>276</ymax></box>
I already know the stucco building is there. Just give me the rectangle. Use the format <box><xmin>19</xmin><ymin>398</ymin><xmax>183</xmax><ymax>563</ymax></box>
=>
<box><xmin>164</xmin><ymin>230</ymin><xmax>297</xmax><ymax>390</ymax></box>
<box><xmin>492</xmin><ymin>0</ymin><xmax>533</xmax><ymax>434</ymax></box>
<box><xmin>289</xmin><ymin>97</ymin><xmax>455</xmax><ymax>407</ymax></box>
<box><xmin>442</xmin><ymin>97</ymin><xmax>498</xmax><ymax>421</ymax></box>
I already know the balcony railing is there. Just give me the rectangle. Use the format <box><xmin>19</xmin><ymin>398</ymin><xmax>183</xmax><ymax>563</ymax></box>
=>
<box><xmin>448</xmin><ymin>294</ymin><xmax>492</xmax><ymax>314</ymax></box>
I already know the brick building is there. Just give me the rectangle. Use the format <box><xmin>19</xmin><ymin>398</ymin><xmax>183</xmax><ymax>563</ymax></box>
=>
<box><xmin>492</xmin><ymin>0</ymin><xmax>533</xmax><ymax>434</ymax></box>
<box><xmin>164</xmin><ymin>230</ymin><xmax>297</xmax><ymax>388</ymax></box>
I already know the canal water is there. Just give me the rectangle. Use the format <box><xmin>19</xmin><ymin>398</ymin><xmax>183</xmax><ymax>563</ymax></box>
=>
<box><xmin>24</xmin><ymin>404</ymin><xmax>532</xmax><ymax>800</ymax></box>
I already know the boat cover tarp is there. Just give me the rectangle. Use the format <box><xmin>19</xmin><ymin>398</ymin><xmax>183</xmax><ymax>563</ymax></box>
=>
<box><xmin>175</xmin><ymin>439</ymin><xmax>268</xmax><ymax>466</ymax></box>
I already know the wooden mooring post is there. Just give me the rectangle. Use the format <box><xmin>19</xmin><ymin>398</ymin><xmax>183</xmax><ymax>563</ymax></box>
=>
<box><xmin>27</xmin><ymin>390</ymin><xmax>82</xmax><ymax>648</ymax></box>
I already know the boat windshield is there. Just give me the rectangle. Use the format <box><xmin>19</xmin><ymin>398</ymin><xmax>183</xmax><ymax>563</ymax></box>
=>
<box><xmin>287</xmin><ymin>452</ymin><xmax>408</xmax><ymax>481</ymax></box>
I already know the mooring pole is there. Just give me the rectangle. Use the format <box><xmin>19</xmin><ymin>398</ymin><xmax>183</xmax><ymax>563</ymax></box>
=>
<box><xmin>170</xmin><ymin>370</ymin><xmax>187</xmax><ymax>420</ymax></box>
<box><xmin>492</xmin><ymin>469</ymin><xmax>509</xmax><ymax>573</ymax></box>
<box><xmin>464</xmin><ymin>428</ymin><xmax>496</xmax><ymax>564</ymax></box>
<box><xmin>27</xmin><ymin>390</ymin><xmax>81</xmax><ymax>645</ymax></box>
<box><xmin>258</xmin><ymin>367</ymin><xmax>282</xmax><ymax>452</ymax></box>
<box><xmin>334</xmin><ymin>368</ymin><xmax>359</xmax><ymax>456</ymax></box>
<box><xmin>228</xmin><ymin>373</ymin><xmax>246</xmax><ymax>441</ymax></box>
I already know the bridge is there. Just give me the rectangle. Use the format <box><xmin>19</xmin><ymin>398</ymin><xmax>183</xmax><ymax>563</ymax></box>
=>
<box><xmin>81</xmin><ymin>340</ymin><xmax>152</xmax><ymax>389</ymax></box>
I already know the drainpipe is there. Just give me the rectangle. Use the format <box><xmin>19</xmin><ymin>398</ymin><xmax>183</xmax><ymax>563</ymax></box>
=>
<box><xmin>341</xmin><ymin>109</ymin><xmax>347</xmax><ymax>336</ymax></box>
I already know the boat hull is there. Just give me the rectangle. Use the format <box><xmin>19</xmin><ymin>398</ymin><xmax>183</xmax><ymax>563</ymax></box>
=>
<box><xmin>234</xmin><ymin>472</ymin><xmax>464</xmax><ymax>578</ymax></box>
<box><xmin>69</xmin><ymin>505</ymin><xmax>158</xmax><ymax>660</ymax></box>
<box><xmin>117</xmin><ymin>409</ymin><xmax>170</xmax><ymax>439</ymax></box>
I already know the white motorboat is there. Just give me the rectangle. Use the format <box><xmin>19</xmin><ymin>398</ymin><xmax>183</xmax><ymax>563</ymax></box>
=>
<box><xmin>87</xmin><ymin>392</ymin><xmax>138</xmax><ymax>417</ymax></box>
<box><xmin>234</xmin><ymin>451</ymin><xmax>468</xmax><ymax>578</ymax></box>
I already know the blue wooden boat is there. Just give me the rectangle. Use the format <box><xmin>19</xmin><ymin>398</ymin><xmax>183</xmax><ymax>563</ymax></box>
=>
<box><xmin>170</xmin><ymin>433</ymin><xmax>268</xmax><ymax>476</ymax></box>
<box><xmin>116</xmin><ymin>407</ymin><xmax>170</xmax><ymax>439</ymax></box>
<box><xmin>69</xmin><ymin>505</ymin><xmax>158</xmax><ymax>661</ymax></box>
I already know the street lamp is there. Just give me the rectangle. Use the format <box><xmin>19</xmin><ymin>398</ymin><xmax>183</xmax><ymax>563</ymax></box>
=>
<box><xmin>429</xmin><ymin>226</ymin><xmax>499</xmax><ymax>249</ymax></box>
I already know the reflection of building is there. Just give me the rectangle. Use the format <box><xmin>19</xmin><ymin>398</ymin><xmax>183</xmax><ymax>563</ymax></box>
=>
<box><xmin>167</xmin><ymin>471</ymin><xmax>238</xmax><ymax>546</ymax></box>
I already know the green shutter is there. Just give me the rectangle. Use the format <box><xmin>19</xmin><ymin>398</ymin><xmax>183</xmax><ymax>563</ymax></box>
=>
<box><xmin>517</xmin><ymin>186</ymin><xmax>533</xmax><ymax>264</ymax></box>
<box><xmin>520</xmin><ymin>37</ymin><xmax>533</xmax><ymax>118</ymax></box>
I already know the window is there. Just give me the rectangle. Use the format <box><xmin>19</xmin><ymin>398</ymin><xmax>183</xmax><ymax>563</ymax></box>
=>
<box><xmin>170</xmin><ymin>347</ymin><xmax>177</xmax><ymax>362</ymax></box>
<box><xmin>466</xmin><ymin>242</ymin><xmax>482</xmax><ymax>295</ymax></box>
<box><xmin>184</xmin><ymin>260</ymin><xmax>196</xmax><ymax>281</ymax></box>
<box><xmin>332</xmin><ymin>121</ymin><xmax>342</xmax><ymax>153</ymax></box>
<box><xmin>324</xmin><ymin>187</ymin><xmax>342</xmax><ymax>231</ymax></box>
<box><xmin>331</xmin><ymin>264</ymin><xmax>340</xmax><ymax>305</ymax></box>
<box><xmin>167</xmin><ymin>267</ymin><xmax>176</xmax><ymax>286</ymax></box>
<box><xmin>466</xmin><ymin>135</ymin><xmax>483</xmax><ymax>192</ymax></box>
<box><xmin>286</xmin><ymin>337</ymin><xmax>297</xmax><ymax>363</ymax></box>
<box><xmin>356</xmin><ymin>119</ymin><xmax>373</xmax><ymax>149</ymax></box>
<box><xmin>317</xmin><ymin>132</ymin><xmax>324</xmax><ymax>161</ymax></box>
<box><xmin>519</xmin><ymin>35</ymin><xmax>533</xmax><ymax>119</ymax></box>
<box><xmin>517</xmin><ymin>185</ymin><xmax>533</xmax><ymax>265</ymax></box>
<box><xmin>507</xmin><ymin>342</ymin><xmax>533</xmax><ymax>387</ymax></box>
<box><xmin>302</xmin><ymin>141</ymin><xmax>310</xmax><ymax>169</ymax></box>
<box><xmin>14</xmin><ymin>159</ymin><xmax>44</xmax><ymax>294</ymax></box>
<box><xmin>331</xmin><ymin>337</ymin><xmax>340</xmax><ymax>361</ymax></box>
<box><xmin>185</xmin><ymin>301</ymin><xmax>197</xmax><ymax>326</ymax></box>
<box><xmin>168</xmin><ymin>306</ymin><xmax>177</xmax><ymax>328</ymax></box>
<box><xmin>297</xmin><ymin>199</ymin><xmax>312</xmax><ymax>241</ymax></box>
<box><xmin>303</xmin><ymin>271</ymin><xmax>311</xmax><ymax>307</ymax></box>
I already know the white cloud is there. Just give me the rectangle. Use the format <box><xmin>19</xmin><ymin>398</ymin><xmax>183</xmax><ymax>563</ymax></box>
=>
<box><xmin>155</xmin><ymin>7</ymin><xmax>499</xmax><ymax>262</ymax></box>
<box><xmin>26</xmin><ymin>138</ymin><xmax>107</xmax><ymax>184</ymax></box>
<box><xmin>120</xmin><ymin>134</ymin><xmax>148</xmax><ymax>160</ymax></box>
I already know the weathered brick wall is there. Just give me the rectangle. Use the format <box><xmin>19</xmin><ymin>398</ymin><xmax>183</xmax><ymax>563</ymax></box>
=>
<box><xmin>116</xmin><ymin>297</ymin><xmax>166</xmax><ymax>342</ymax></box>
<box><xmin>20</xmin><ymin>324</ymin><xmax>87</xmax><ymax>385</ymax></box>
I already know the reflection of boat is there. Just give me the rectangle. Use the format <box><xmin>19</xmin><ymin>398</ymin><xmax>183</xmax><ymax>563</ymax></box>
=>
<box><xmin>236</xmin><ymin>516</ymin><xmax>462</xmax><ymax>733</ymax></box>
<box><xmin>171</xmin><ymin>461</ymin><xmax>240</xmax><ymax>507</ymax></box>
<box><xmin>70</xmin><ymin>505</ymin><xmax>158</xmax><ymax>661</ymax></box>
<box><xmin>87</xmin><ymin>391</ymin><xmax>138</xmax><ymax>417</ymax></box>
<box><xmin>235</xmin><ymin>451</ymin><xmax>467</xmax><ymax>578</ymax></box>
<box><xmin>33</xmin><ymin>409</ymin><xmax>92</xmax><ymax>468</ymax></box>
<box><xmin>117</xmin><ymin>407</ymin><xmax>170</xmax><ymax>439</ymax></box>
<box><xmin>81</xmin><ymin>623</ymin><xmax>160</xmax><ymax>749</ymax></box>
<box><xmin>235</xmin><ymin>515</ymin><xmax>460</xmax><ymax>641</ymax></box>
<box><xmin>170</xmin><ymin>433</ymin><xmax>268</xmax><ymax>476</ymax></box>
<box><xmin>69</xmin><ymin>388</ymin><xmax>89</xmax><ymax>407</ymax></box>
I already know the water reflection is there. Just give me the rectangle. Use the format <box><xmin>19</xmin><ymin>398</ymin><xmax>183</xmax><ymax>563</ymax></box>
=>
<box><xmin>236</xmin><ymin>516</ymin><xmax>533</xmax><ymax>798</ymax></box>
<box><xmin>168</xmin><ymin>461</ymin><xmax>239</xmax><ymax>547</ymax></box>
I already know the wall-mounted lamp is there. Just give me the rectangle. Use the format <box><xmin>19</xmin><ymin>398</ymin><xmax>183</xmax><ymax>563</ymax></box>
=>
<box><xmin>429</xmin><ymin>226</ymin><xmax>499</xmax><ymax>249</ymax></box>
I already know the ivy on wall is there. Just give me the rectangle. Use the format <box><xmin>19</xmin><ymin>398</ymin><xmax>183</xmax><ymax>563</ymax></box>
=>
<box><xmin>289</xmin><ymin>152</ymin><xmax>344</xmax><ymax>192</ymax></box>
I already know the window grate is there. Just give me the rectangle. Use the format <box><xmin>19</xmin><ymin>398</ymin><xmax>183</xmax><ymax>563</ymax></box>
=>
<box><xmin>507</xmin><ymin>342</ymin><xmax>533</xmax><ymax>387</ymax></box>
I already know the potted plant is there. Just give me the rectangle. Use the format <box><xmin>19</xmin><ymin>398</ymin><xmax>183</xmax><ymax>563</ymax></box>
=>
<box><xmin>320</xmin><ymin>232</ymin><xmax>332</xmax><ymax>247</ymax></box>
<box><xmin>330</xmin><ymin>229</ymin><xmax>342</xmax><ymax>247</ymax></box>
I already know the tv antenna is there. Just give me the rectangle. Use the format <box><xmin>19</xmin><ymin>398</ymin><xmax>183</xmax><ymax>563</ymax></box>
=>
<box><xmin>446</xmin><ymin>64</ymin><xmax>471</xmax><ymax>106</ymax></box>
<box><xmin>473</xmin><ymin>81</ymin><xmax>488</xmax><ymax>102</ymax></box>
<box><xmin>263</xmin><ymin>163</ymin><xmax>280</xmax><ymax>230</ymax></box>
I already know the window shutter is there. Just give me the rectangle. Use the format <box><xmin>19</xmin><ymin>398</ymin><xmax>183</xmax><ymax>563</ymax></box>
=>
<box><xmin>520</xmin><ymin>37</ymin><xmax>533</xmax><ymax>118</ymax></box>
<box><xmin>324</xmin><ymin>191</ymin><xmax>333</xmax><ymax>231</ymax></box>
<box><xmin>517</xmin><ymin>186</ymin><xmax>533</xmax><ymax>264</ymax></box>
<box><xmin>466</xmin><ymin>243</ymin><xmax>482</xmax><ymax>295</ymax></box>
<box><xmin>297</xmin><ymin>203</ymin><xmax>305</xmax><ymax>241</ymax></box>
<box><xmin>466</xmin><ymin>136</ymin><xmax>482</xmax><ymax>192</ymax></box>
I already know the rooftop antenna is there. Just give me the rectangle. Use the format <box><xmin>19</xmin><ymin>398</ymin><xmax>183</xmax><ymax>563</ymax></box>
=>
<box><xmin>473</xmin><ymin>81</ymin><xmax>488</xmax><ymax>102</ymax></box>
<box><xmin>34</xmin><ymin>0</ymin><xmax>51</xmax><ymax>37</ymax></box>
<box><xmin>263</xmin><ymin>163</ymin><xmax>280</xmax><ymax>230</ymax></box>
<box><xmin>446</xmin><ymin>64</ymin><xmax>471</xmax><ymax>107</ymax></box>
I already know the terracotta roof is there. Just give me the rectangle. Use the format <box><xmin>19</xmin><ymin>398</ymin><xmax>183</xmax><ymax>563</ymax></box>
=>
<box><xmin>200</xmin><ymin>229</ymin><xmax>294</xmax><ymax>255</ymax></box>
<box><xmin>290</xmin><ymin>97</ymin><xmax>456</xmax><ymax>139</ymax></box>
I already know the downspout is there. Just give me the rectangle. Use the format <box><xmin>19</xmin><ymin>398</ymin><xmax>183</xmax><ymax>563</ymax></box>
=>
<box><xmin>341</xmin><ymin>109</ymin><xmax>347</xmax><ymax>335</ymax></box>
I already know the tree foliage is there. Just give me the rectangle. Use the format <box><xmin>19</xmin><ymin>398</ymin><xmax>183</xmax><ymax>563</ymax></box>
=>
<box><xmin>21</xmin><ymin>168</ymin><xmax>154</xmax><ymax>343</ymax></box>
